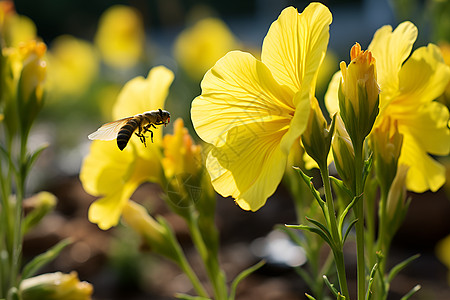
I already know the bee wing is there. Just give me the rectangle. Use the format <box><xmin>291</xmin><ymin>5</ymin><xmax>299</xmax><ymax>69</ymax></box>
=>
<box><xmin>88</xmin><ymin>117</ymin><xmax>132</xmax><ymax>141</ymax></box>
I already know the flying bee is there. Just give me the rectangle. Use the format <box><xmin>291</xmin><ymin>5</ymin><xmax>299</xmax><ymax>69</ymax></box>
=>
<box><xmin>88</xmin><ymin>109</ymin><xmax>171</xmax><ymax>151</ymax></box>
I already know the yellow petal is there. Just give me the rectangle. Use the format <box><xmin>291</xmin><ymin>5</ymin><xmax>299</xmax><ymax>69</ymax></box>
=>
<box><xmin>324</xmin><ymin>71</ymin><xmax>341</xmax><ymax>116</ymax></box>
<box><xmin>368</xmin><ymin>22</ymin><xmax>417</xmax><ymax>104</ymax></box>
<box><xmin>113</xmin><ymin>66</ymin><xmax>174</xmax><ymax>120</ymax></box>
<box><xmin>191</xmin><ymin>50</ymin><xmax>294</xmax><ymax>147</ymax></box>
<box><xmin>88</xmin><ymin>182</ymin><xmax>137</xmax><ymax>230</ymax></box>
<box><xmin>80</xmin><ymin>140</ymin><xmax>134</xmax><ymax>196</ymax></box>
<box><xmin>206</xmin><ymin>121</ymin><xmax>287</xmax><ymax>211</ymax></box>
<box><xmin>261</xmin><ymin>3</ymin><xmax>332</xmax><ymax>96</ymax></box>
<box><xmin>397</xmin><ymin>101</ymin><xmax>449</xmax><ymax>156</ymax></box>
<box><xmin>396</xmin><ymin>44</ymin><xmax>450</xmax><ymax>108</ymax></box>
<box><xmin>399</xmin><ymin>131</ymin><xmax>446</xmax><ymax>192</ymax></box>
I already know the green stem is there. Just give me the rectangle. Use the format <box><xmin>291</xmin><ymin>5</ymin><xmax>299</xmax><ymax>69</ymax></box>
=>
<box><xmin>354</xmin><ymin>144</ymin><xmax>366</xmax><ymax>300</ymax></box>
<box><xmin>188</xmin><ymin>210</ymin><xmax>227</xmax><ymax>300</ymax></box>
<box><xmin>176</xmin><ymin>248</ymin><xmax>210</xmax><ymax>298</ymax></box>
<box><xmin>319</xmin><ymin>163</ymin><xmax>350</xmax><ymax>299</ymax></box>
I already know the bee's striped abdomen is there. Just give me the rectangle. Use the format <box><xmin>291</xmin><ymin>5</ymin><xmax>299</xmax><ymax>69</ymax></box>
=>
<box><xmin>117</xmin><ymin>118</ymin><xmax>140</xmax><ymax>150</ymax></box>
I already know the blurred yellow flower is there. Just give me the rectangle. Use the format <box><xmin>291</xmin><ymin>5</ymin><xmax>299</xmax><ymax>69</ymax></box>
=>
<box><xmin>438</xmin><ymin>42</ymin><xmax>450</xmax><ymax>108</ymax></box>
<box><xmin>80</xmin><ymin>66</ymin><xmax>173</xmax><ymax>230</ymax></box>
<box><xmin>2</xmin><ymin>39</ymin><xmax>47</xmax><ymax>133</ymax></box>
<box><xmin>326</xmin><ymin>22</ymin><xmax>450</xmax><ymax>192</ymax></box>
<box><xmin>174</xmin><ymin>18</ymin><xmax>238</xmax><ymax>80</ymax></box>
<box><xmin>47</xmin><ymin>35</ymin><xmax>99</xmax><ymax>98</ymax></box>
<box><xmin>191</xmin><ymin>4</ymin><xmax>332</xmax><ymax>211</ymax></box>
<box><xmin>94</xmin><ymin>5</ymin><xmax>145</xmax><ymax>69</ymax></box>
<box><xmin>436</xmin><ymin>234</ymin><xmax>450</xmax><ymax>284</ymax></box>
<box><xmin>20</xmin><ymin>271</ymin><xmax>92</xmax><ymax>300</ymax></box>
<box><xmin>0</xmin><ymin>0</ymin><xmax>36</xmax><ymax>47</ymax></box>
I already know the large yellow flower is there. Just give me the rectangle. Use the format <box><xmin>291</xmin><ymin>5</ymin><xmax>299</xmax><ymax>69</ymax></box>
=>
<box><xmin>191</xmin><ymin>4</ymin><xmax>332</xmax><ymax>211</ymax></box>
<box><xmin>326</xmin><ymin>22</ymin><xmax>450</xmax><ymax>192</ymax></box>
<box><xmin>80</xmin><ymin>66</ymin><xmax>173</xmax><ymax>230</ymax></box>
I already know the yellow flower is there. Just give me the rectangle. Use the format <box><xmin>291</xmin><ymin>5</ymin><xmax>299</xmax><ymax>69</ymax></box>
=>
<box><xmin>174</xmin><ymin>18</ymin><xmax>239</xmax><ymax>80</ymax></box>
<box><xmin>47</xmin><ymin>35</ymin><xmax>99</xmax><ymax>98</ymax></box>
<box><xmin>326</xmin><ymin>22</ymin><xmax>450</xmax><ymax>192</ymax></box>
<box><xmin>94</xmin><ymin>5</ymin><xmax>145</xmax><ymax>69</ymax></box>
<box><xmin>0</xmin><ymin>1</ymin><xmax>36</xmax><ymax>47</ymax></box>
<box><xmin>20</xmin><ymin>271</ymin><xmax>92</xmax><ymax>300</ymax></box>
<box><xmin>191</xmin><ymin>4</ymin><xmax>332</xmax><ymax>211</ymax></box>
<box><xmin>80</xmin><ymin>66</ymin><xmax>174</xmax><ymax>230</ymax></box>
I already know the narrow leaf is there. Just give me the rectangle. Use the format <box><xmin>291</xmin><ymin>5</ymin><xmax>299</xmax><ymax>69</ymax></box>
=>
<box><xmin>286</xmin><ymin>225</ymin><xmax>332</xmax><ymax>246</ymax></box>
<box><xmin>21</xmin><ymin>239</ymin><xmax>71</xmax><ymax>280</ymax></box>
<box><xmin>293</xmin><ymin>167</ymin><xmax>325</xmax><ymax>210</ymax></box>
<box><xmin>387</xmin><ymin>254</ymin><xmax>420</xmax><ymax>283</ymax></box>
<box><xmin>366</xmin><ymin>263</ymin><xmax>379</xmax><ymax>300</ymax></box>
<box><xmin>342</xmin><ymin>219</ymin><xmax>358</xmax><ymax>243</ymax></box>
<box><xmin>338</xmin><ymin>194</ymin><xmax>362</xmax><ymax>235</ymax></box>
<box><xmin>330</xmin><ymin>176</ymin><xmax>353</xmax><ymax>200</ymax></box>
<box><xmin>229</xmin><ymin>260</ymin><xmax>265</xmax><ymax>300</ymax></box>
<box><xmin>400</xmin><ymin>285</ymin><xmax>421</xmax><ymax>300</ymax></box>
<box><xmin>323</xmin><ymin>275</ymin><xmax>339</xmax><ymax>298</ymax></box>
<box><xmin>305</xmin><ymin>293</ymin><xmax>317</xmax><ymax>300</ymax></box>
<box><xmin>24</xmin><ymin>143</ymin><xmax>49</xmax><ymax>177</ymax></box>
<box><xmin>175</xmin><ymin>294</ymin><xmax>211</xmax><ymax>300</ymax></box>
<box><xmin>362</xmin><ymin>152</ymin><xmax>373</xmax><ymax>188</ymax></box>
<box><xmin>305</xmin><ymin>217</ymin><xmax>332</xmax><ymax>243</ymax></box>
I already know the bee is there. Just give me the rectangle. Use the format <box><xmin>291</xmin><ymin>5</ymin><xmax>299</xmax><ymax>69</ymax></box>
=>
<box><xmin>88</xmin><ymin>109</ymin><xmax>171</xmax><ymax>150</ymax></box>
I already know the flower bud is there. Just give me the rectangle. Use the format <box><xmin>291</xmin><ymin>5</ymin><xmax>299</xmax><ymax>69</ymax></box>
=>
<box><xmin>338</xmin><ymin>42</ymin><xmax>380</xmax><ymax>147</ymax></box>
<box><xmin>301</xmin><ymin>97</ymin><xmax>335</xmax><ymax>168</ymax></box>
<box><xmin>23</xmin><ymin>191</ymin><xmax>57</xmax><ymax>234</ymax></box>
<box><xmin>122</xmin><ymin>200</ymin><xmax>166</xmax><ymax>246</ymax></box>
<box><xmin>332</xmin><ymin>115</ymin><xmax>356</xmax><ymax>192</ymax></box>
<box><xmin>386</xmin><ymin>164</ymin><xmax>409</xmax><ymax>228</ymax></box>
<box><xmin>19</xmin><ymin>272</ymin><xmax>93</xmax><ymax>300</ymax></box>
<box><xmin>371</xmin><ymin>117</ymin><xmax>403</xmax><ymax>194</ymax></box>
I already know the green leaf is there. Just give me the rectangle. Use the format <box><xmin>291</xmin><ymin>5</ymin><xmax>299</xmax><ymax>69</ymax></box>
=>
<box><xmin>330</xmin><ymin>176</ymin><xmax>353</xmax><ymax>200</ymax></box>
<box><xmin>24</xmin><ymin>144</ymin><xmax>49</xmax><ymax>178</ymax></box>
<box><xmin>387</xmin><ymin>254</ymin><xmax>420</xmax><ymax>283</ymax></box>
<box><xmin>286</xmin><ymin>224</ymin><xmax>332</xmax><ymax>247</ymax></box>
<box><xmin>21</xmin><ymin>239</ymin><xmax>71</xmax><ymax>280</ymax></box>
<box><xmin>362</xmin><ymin>152</ymin><xmax>373</xmax><ymax>188</ymax></box>
<box><xmin>305</xmin><ymin>217</ymin><xmax>332</xmax><ymax>244</ymax></box>
<box><xmin>0</xmin><ymin>144</ymin><xmax>18</xmax><ymax>175</ymax></box>
<box><xmin>338</xmin><ymin>194</ymin><xmax>362</xmax><ymax>236</ymax></box>
<box><xmin>175</xmin><ymin>294</ymin><xmax>211</xmax><ymax>300</ymax></box>
<box><xmin>293</xmin><ymin>167</ymin><xmax>325</xmax><ymax>211</ymax></box>
<box><xmin>323</xmin><ymin>275</ymin><xmax>339</xmax><ymax>298</ymax></box>
<box><xmin>229</xmin><ymin>260</ymin><xmax>265</xmax><ymax>300</ymax></box>
<box><xmin>400</xmin><ymin>285</ymin><xmax>421</xmax><ymax>300</ymax></box>
<box><xmin>342</xmin><ymin>219</ymin><xmax>358</xmax><ymax>243</ymax></box>
<box><xmin>305</xmin><ymin>293</ymin><xmax>317</xmax><ymax>300</ymax></box>
<box><xmin>366</xmin><ymin>263</ymin><xmax>379</xmax><ymax>300</ymax></box>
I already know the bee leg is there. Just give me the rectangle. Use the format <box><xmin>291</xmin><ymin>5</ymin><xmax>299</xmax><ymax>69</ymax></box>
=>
<box><xmin>135</xmin><ymin>132</ymin><xmax>147</xmax><ymax>147</ymax></box>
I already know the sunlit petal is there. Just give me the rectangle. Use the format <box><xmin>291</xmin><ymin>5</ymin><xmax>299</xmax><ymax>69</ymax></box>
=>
<box><xmin>368</xmin><ymin>22</ymin><xmax>417</xmax><ymax>104</ymax></box>
<box><xmin>399</xmin><ymin>132</ymin><xmax>446</xmax><ymax>193</ymax></box>
<box><xmin>396</xmin><ymin>44</ymin><xmax>450</xmax><ymax>108</ymax></box>
<box><xmin>397</xmin><ymin>101</ymin><xmax>450</xmax><ymax>156</ymax></box>
<box><xmin>88</xmin><ymin>182</ymin><xmax>137</xmax><ymax>230</ymax></box>
<box><xmin>324</xmin><ymin>71</ymin><xmax>341</xmax><ymax>116</ymax></box>
<box><xmin>80</xmin><ymin>140</ymin><xmax>134</xmax><ymax>196</ymax></box>
<box><xmin>191</xmin><ymin>50</ymin><xmax>294</xmax><ymax>147</ymax></box>
<box><xmin>262</xmin><ymin>4</ymin><xmax>332</xmax><ymax>97</ymax></box>
<box><xmin>113</xmin><ymin>66</ymin><xmax>174</xmax><ymax>120</ymax></box>
<box><xmin>206</xmin><ymin>122</ymin><xmax>287</xmax><ymax>211</ymax></box>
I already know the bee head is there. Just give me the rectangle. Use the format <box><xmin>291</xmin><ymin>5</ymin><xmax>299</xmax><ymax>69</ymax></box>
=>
<box><xmin>159</xmin><ymin>109</ymin><xmax>170</xmax><ymax>126</ymax></box>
